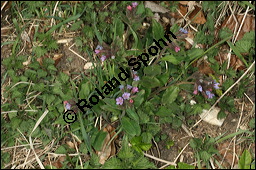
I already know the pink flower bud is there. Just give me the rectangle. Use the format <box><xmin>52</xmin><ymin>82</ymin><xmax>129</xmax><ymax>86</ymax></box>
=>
<box><xmin>175</xmin><ymin>46</ymin><xmax>180</xmax><ymax>52</ymax></box>
<box><xmin>95</xmin><ymin>49</ymin><xmax>100</xmax><ymax>54</ymax></box>
<box><xmin>193</xmin><ymin>90</ymin><xmax>198</xmax><ymax>95</ymax></box>
<box><xmin>127</xmin><ymin>5</ymin><xmax>132</xmax><ymax>11</ymax></box>
<box><xmin>129</xmin><ymin>99</ymin><xmax>134</xmax><ymax>103</ymax></box>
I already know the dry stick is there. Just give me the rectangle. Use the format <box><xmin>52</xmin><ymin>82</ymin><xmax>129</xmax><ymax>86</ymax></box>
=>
<box><xmin>28</xmin><ymin>109</ymin><xmax>49</xmax><ymax>169</ymax></box>
<box><xmin>233</xmin><ymin>4</ymin><xmax>251</xmax><ymax>43</ymax></box>
<box><xmin>159</xmin><ymin>142</ymin><xmax>190</xmax><ymax>169</ymax></box>
<box><xmin>51</xmin><ymin>1</ymin><xmax>59</xmax><ymax>27</ymax></box>
<box><xmin>244</xmin><ymin>93</ymin><xmax>254</xmax><ymax>105</ymax></box>
<box><xmin>191</xmin><ymin>61</ymin><xmax>255</xmax><ymax>130</ymax></box>
<box><xmin>232</xmin><ymin>101</ymin><xmax>245</xmax><ymax>168</ymax></box>
<box><xmin>152</xmin><ymin>138</ymin><xmax>161</xmax><ymax>162</ymax></box>
<box><xmin>69</xmin><ymin>43</ymin><xmax>87</xmax><ymax>61</ymax></box>
<box><xmin>71</xmin><ymin>135</ymin><xmax>83</xmax><ymax>169</ymax></box>
<box><xmin>1</xmin><ymin>143</ymin><xmax>41</xmax><ymax>150</ymax></box>
<box><xmin>143</xmin><ymin>152</ymin><xmax>177</xmax><ymax>166</ymax></box>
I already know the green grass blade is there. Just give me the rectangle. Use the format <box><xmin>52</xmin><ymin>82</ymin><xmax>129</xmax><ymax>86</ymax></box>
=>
<box><xmin>227</xmin><ymin>40</ymin><xmax>249</xmax><ymax>67</ymax></box>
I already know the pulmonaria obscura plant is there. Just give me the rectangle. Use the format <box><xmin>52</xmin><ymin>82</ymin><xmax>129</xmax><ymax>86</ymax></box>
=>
<box><xmin>166</xmin><ymin>27</ymin><xmax>189</xmax><ymax>53</ymax></box>
<box><xmin>116</xmin><ymin>84</ymin><xmax>139</xmax><ymax>107</ymax></box>
<box><xmin>193</xmin><ymin>73</ymin><xmax>220</xmax><ymax>99</ymax></box>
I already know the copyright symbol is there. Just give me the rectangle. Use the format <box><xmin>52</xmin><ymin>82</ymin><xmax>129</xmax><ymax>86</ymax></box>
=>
<box><xmin>63</xmin><ymin>110</ymin><xmax>77</xmax><ymax>124</ymax></box>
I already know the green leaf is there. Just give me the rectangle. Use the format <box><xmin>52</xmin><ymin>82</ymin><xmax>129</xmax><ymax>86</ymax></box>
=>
<box><xmin>59</xmin><ymin>72</ymin><xmax>69</xmax><ymax>83</ymax></box>
<box><xmin>121</xmin><ymin>116</ymin><xmax>141</xmax><ymax>136</ymax></box>
<box><xmin>55</xmin><ymin>145</ymin><xmax>67</xmax><ymax>154</ymax></box>
<box><xmin>134</xmin><ymin>89</ymin><xmax>145</xmax><ymax>108</ymax></box>
<box><xmin>178</xmin><ymin>162</ymin><xmax>195</xmax><ymax>169</ymax></box>
<box><xmin>156</xmin><ymin>106</ymin><xmax>172</xmax><ymax>117</ymax></box>
<box><xmin>227</xmin><ymin>41</ymin><xmax>248</xmax><ymax>67</ymax></box>
<box><xmin>238</xmin><ymin>149</ymin><xmax>252</xmax><ymax>169</ymax></box>
<box><xmin>126</xmin><ymin>108</ymin><xmax>140</xmax><ymax>122</ymax></box>
<box><xmin>79</xmin><ymin>82</ymin><xmax>92</xmax><ymax>99</ymax></box>
<box><xmin>161</xmin><ymin>86</ymin><xmax>180</xmax><ymax>105</ymax></box>
<box><xmin>152</xmin><ymin>20</ymin><xmax>164</xmax><ymax>40</ymax></box>
<box><xmin>114</xmin><ymin>18</ymin><xmax>124</xmax><ymax>38</ymax></box>
<box><xmin>46</xmin><ymin>94</ymin><xmax>55</xmax><ymax>105</ymax></box>
<box><xmin>235</xmin><ymin>40</ymin><xmax>252</xmax><ymax>53</ymax></box>
<box><xmin>186</xmin><ymin>48</ymin><xmax>204</xmax><ymax>61</ymax></box>
<box><xmin>33</xmin><ymin>46</ymin><xmax>47</xmax><ymax>57</ymax></box>
<box><xmin>161</xmin><ymin>54</ymin><xmax>181</xmax><ymax>65</ymax></box>
<box><xmin>8</xmin><ymin>112</ymin><xmax>17</xmax><ymax>120</ymax></box>
<box><xmin>143</xmin><ymin>65</ymin><xmax>161</xmax><ymax>76</ymax></box>
<box><xmin>141</xmin><ymin>76</ymin><xmax>161</xmax><ymax>89</ymax></box>
<box><xmin>92</xmin><ymin>130</ymin><xmax>108</xmax><ymax>151</ymax></box>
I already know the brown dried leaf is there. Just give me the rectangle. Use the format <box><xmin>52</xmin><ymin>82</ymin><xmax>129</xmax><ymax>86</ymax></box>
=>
<box><xmin>217</xmin><ymin>142</ymin><xmax>242</xmax><ymax>166</ymax></box>
<box><xmin>214</xmin><ymin>45</ymin><xmax>246</xmax><ymax>71</ymax></box>
<box><xmin>179</xmin><ymin>1</ymin><xmax>189</xmax><ymax>5</ymax></box>
<box><xmin>53</xmin><ymin>54</ymin><xmax>63</xmax><ymax>66</ymax></box>
<box><xmin>97</xmin><ymin>125</ymin><xmax>117</xmax><ymax>165</ymax></box>
<box><xmin>221</xmin><ymin>15</ymin><xmax>255</xmax><ymax>40</ymax></box>
<box><xmin>188</xmin><ymin>5</ymin><xmax>206</xmax><ymax>24</ymax></box>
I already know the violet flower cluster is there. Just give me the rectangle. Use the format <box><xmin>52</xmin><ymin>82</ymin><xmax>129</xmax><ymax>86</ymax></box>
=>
<box><xmin>193</xmin><ymin>78</ymin><xmax>220</xmax><ymax>99</ymax></box>
<box><xmin>116</xmin><ymin>84</ymin><xmax>139</xmax><ymax>105</ymax></box>
<box><xmin>94</xmin><ymin>44</ymin><xmax>115</xmax><ymax>62</ymax></box>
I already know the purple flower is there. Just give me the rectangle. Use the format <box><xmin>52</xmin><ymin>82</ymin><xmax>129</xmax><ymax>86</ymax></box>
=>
<box><xmin>213</xmin><ymin>81</ymin><xmax>220</xmax><ymax>89</ymax></box>
<box><xmin>95</xmin><ymin>49</ymin><xmax>100</xmax><ymax>54</ymax></box>
<box><xmin>122</xmin><ymin>92</ymin><xmax>131</xmax><ymax>100</ymax></box>
<box><xmin>198</xmin><ymin>85</ymin><xmax>203</xmax><ymax>92</ymax></box>
<box><xmin>131</xmin><ymin>87</ymin><xmax>139</xmax><ymax>93</ymax></box>
<box><xmin>100</xmin><ymin>55</ymin><xmax>107</xmax><ymax>62</ymax></box>
<box><xmin>64</xmin><ymin>101</ymin><xmax>71</xmax><ymax>110</ymax></box>
<box><xmin>179</xmin><ymin>28</ymin><xmax>188</xmax><ymax>34</ymax></box>
<box><xmin>116</xmin><ymin>97</ymin><xmax>124</xmax><ymax>105</ymax></box>
<box><xmin>96</xmin><ymin>45</ymin><xmax>103</xmax><ymax>50</ymax></box>
<box><xmin>127</xmin><ymin>85</ymin><xmax>132</xmax><ymax>89</ymax></box>
<box><xmin>206</xmin><ymin>90</ymin><xmax>214</xmax><ymax>99</ymax></box>
<box><xmin>133</xmin><ymin>75</ymin><xmax>140</xmax><ymax>81</ymax></box>
<box><xmin>132</xmin><ymin>2</ymin><xmax>138</xmax><ymax>8</ymax></box>
<box><xmin>175</xmin><ymin>46</ymin><xmax>180</xmax><ymax>52</ymax></box>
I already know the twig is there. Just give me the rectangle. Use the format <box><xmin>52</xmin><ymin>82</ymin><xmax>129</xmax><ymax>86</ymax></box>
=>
<box><xmin>143</xmin><ymin>152</ymin><xmax>176</xmax><ymax>166</ymax></box>
<box><xmin>191</xmin><ymin>61</ymin><xmax>255</xmax><ymax>129</ymax></box>
<box><xmin>69</xmin><ymin>43</ymin><xmax>87</xmax><ymax>61</ymax></box>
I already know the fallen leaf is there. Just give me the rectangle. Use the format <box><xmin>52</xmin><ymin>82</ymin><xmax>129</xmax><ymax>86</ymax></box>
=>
<box><xmin>96</xmin><ymin>125</ymin><xmax>117</xmax><ymax>164</ymax></box>
<box><xmin>221</xmin><ymin>15</ymin><xmax>255</xmax><ymax>40</ymax></box>
<box><xmin>84</xmin><ymin>62</ymin><xmax>96</xmax><ymax>70</ymax></box>
<box><xmin>217</xmin><ymin>141</ymin><xmax>242</xmax><ymax>167</ymax></box>
<box><xmin>188</xmin><ymin>5</ymin><xmax>206</xmax><ymax>24</ymax></box>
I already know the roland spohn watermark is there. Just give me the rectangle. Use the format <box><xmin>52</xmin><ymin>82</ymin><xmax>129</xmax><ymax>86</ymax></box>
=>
<box><xmin>63</xmin><ymin>30</ymin><xmax>177</xmax><ymax>123</ymax></box>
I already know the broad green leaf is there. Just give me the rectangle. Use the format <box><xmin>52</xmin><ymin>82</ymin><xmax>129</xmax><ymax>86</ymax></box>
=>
<box><xmin>114</xmin><ymin>18</ymin><xmax>124</xmax><ymax>38</ymax></box>
<box><xmin>157</xmin><ymin>72</ymin><xmax>169</xmax><ymax>86</ymax></box>
<box><xmin>235</xmin><ymin>40</ymin><xmax>252</xmax><ymax>53</ymax></box>
<box><xmin>141</xmin><ymin>76</ymin><xmax>161</xmax><ymax>89</ymax></box>
<box><xmin>79</xmin><ymin>82</ymin><xmax>91</xmax><ymax>99</ymax></box>
<box><xmin>59</xmin><ymin>72</ymin><xmax>69</xmax><ymax>83</ymax></box>
<box><xmin>139</xmin><ymin>143</ymin><xmax>152</xmax><ymax>151</ymax></box>
<box><xmin>161</xmin><ymin>54</ymin><xmax>181</xmax><ymax>65</ymax></box>
<box><xmin>121</xmin><ymin>116</ymin><xmax>141</xmax><ymax>136</ymax></box>
<box><xmin>134</xmin><ymin>89</ymin><xmax>145</xmax><ymax>108</ymax></box>
<box><xmin>161</xmin><ymin>86</ymin><xmax>180</xmax><ymax>105</ymax></box>
<box><xmin>152</xmin><ymin>20</ymin><xmax>164</xmax><ymax>40</ymax></box>
<box><xmin>144</xmin><ymin>65</ymin><xmax>161</xmax><ymax>76</ymax></box>
<box><xmin>126</xmin><ymin>108</ymin><xmax>140</xmax><ymax>122</ymax></box>
<box><xmin>8</xmin><ymin>112</ymin><xmax>17</xmax><ymax>120</ymax></box>
<box><xmin>156</xmin><ymin>106</ymin><xmax>172</xmax><ymax>117</ymax></box>
<box><xmin>238</xmin><ymin>149</ymin><xmax>252</xmax><ymax>169</ymax></box>
<box><xmin>92</xmin><ymin>130</ymin><xmax>108</xmax><ymax>151</ymax></box>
